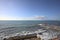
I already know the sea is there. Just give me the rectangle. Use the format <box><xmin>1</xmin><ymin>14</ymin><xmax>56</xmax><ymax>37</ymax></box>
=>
<box><xmin>0</xmin><ymin>20</ymin><xmax>60</xmax><ymax>40</ymax></box>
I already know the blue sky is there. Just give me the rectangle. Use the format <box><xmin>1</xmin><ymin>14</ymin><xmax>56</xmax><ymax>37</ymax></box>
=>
<box><xmin>0</xmin><ymin>0</ymin><xmax>60</xmax><ymax>20</ymax></box>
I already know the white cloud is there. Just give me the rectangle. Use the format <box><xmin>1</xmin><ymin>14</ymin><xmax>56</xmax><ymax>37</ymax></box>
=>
<box><xmin>33</xmin><ymin>16</ymin><xmax>46</xmax><ymax>20</ymax></box>
<box><xmin>0</xmin><ymin>16</ymin><xmax>46</xmax><ymax>20</ymax></box>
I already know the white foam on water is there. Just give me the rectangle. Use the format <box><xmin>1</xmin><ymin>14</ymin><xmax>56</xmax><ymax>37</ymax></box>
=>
<box><xmin>0</xmin><ymin>29</ymin><xmax>46</xmax><ymax>40</ymax></box>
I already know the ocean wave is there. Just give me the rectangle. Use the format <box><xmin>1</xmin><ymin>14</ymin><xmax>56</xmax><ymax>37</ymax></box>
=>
<box><xmin>0</xmin><ymin>28</ymin><xmax>46</xmax><ymax>40</ymax></box>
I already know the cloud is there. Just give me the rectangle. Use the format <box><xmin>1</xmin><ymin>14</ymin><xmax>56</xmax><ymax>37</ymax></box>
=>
<box><xmin>0</xmin><ymin>16</ymin><xmax>46</xmax><ymax>20</ymax></box>
<box><xmin>33</xmin><ymin>16</ymin><xmax>46</xmax><ymax>20</ymax></box>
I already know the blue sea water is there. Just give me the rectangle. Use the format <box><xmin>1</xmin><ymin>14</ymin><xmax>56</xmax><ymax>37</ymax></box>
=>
<box><xmin>0</xmin><ymin>20</ymin><xmax>60</xmax><ymax>35</ymax></box>
<box><xmin>0</xmin><ymin>20</ymin><xmax>60</xmax><ymax>28</ymax></box>
<box><xmin>0</xmin><ymin>20</ymin><xmax>60</xmax><ymax>40</ymax></box>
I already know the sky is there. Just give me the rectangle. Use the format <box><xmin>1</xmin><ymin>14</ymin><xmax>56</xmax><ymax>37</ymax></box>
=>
<box><xmin>0</xmin><ymin>0</ymin><xmax>60</xmax><ymax>20</ymax></box>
